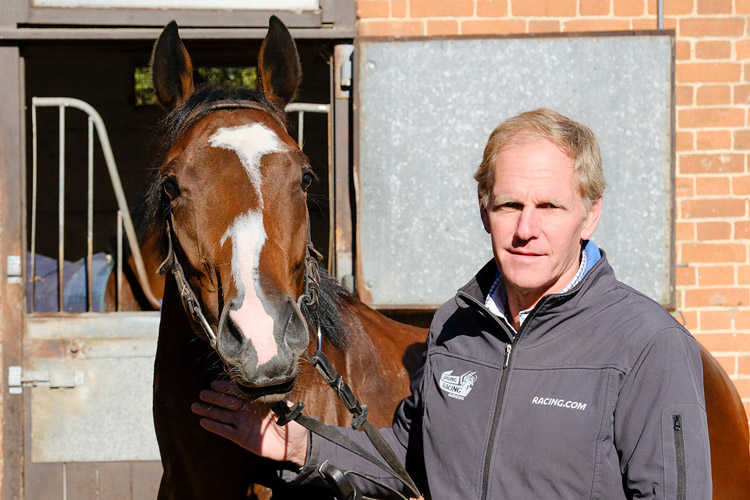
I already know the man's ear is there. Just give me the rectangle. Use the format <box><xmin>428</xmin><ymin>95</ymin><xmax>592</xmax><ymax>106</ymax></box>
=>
<box><xmin>479</xmin><ymin>193</ymin><xmax>491</xmax><ymax>234</ymax></box>
<box><xmin>581</xmin><ymin>197</ymin><xmax>602</xmax><ymax>240</ymax></box>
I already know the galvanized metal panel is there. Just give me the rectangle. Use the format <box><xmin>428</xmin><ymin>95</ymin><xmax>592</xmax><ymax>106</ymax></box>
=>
<box><xmin>357</xmin><ymin>34</ymin><xmax>673</xmax><ymax>307</ymax></box>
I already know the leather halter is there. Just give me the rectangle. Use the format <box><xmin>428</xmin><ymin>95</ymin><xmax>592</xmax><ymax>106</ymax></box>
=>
<box><xmin>156</xmin><ymin>99</ymin><xmax>321</xmax><ymax>351</ymax></box>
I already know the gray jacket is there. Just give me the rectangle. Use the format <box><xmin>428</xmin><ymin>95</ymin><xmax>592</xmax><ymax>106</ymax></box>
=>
<box><xmin>297</xmin><ymin>250</ymin><xmax>711</xmax><ymax>499</ymax></box>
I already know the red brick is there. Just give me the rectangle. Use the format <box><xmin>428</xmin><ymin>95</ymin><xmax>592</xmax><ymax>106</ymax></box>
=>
<box><xmin>696</xmin><ymin>0</ymin><xmax>733</xmax><ymax>14</ymax></box>
<box><xmin>737</xmin><ymin>220</ymin><xmax>750</xmax><ymax>238</ymax></box>
<box><xmin>357</xmin><ymin>1</ymin><xmax>390</xmax><ymax>18</ymax></box>
<box><xmin>739</xmin><ymin>0</ymin><xmax>750</xmax><ymax>14</ymax></box>
<box><xmin>676</xmin><ymin>221</ymin><xmax>696</xmax><ymax>240</ymax></box>
<box><xmin>676</xmin><ymin>265</ymin><xmax>696</xmax><ymax>285</ymax></box>
<box><xmin>694</xmin><ymin>332</ymin><xmax>750</xmax><ymax>351</ymax></box>
<box><xmin>737</xmin><ymin>40</ymin><xmax>750</xmax><ymax>61</ymax></box>
<box><xmin>564</xmin><ymin>19</ymin><xmax>632</xmax><ymax>31</ymax></box>
<box><xmin>730</xmin><ymin>378</ymin><xmax>750</xmax><ymax>396</ymax></box>
<box><xmin>697</xmin><ymin>221</ymin><xmax>732</xmax><ymax>240</ymax></box>
<box><xmin>675</xmin><ymin>41</ymin><xmax>691</xmax><ymax>60</ymax></box>
<box><xmin>696</xmin><ymin>129</ymin><xmax>731</xmax><ymax>149</ymax></box>
<box><xmin>391</xmin><ymin>0</ymin><xmax>407</xmax><ymax>17</ymax></box>
<box><xmin>679</xmin><ymin>108</ymin><xmax>745</xmax><ymax>128</ymax></box>
<box><xmin>461</xmin><ymin>19</ymin><xmax>526</xmax><ymax>35</ymax></box>
<box><xmin>676</xmin><ymin>131</ymin><xmax>694</xmax><ymax>151</ymax></box>
<box><xmin>528</xmin><ymin>20</ymin><xmax>561</xmax><ymax>33</ymax></box>
<box><xmin>681</xmin><ymin>198</ymin><xmax>746</xmax><ymax>218</ymax></box>
<box><xmin>511</xmin><ymin>0</ymin><xmax>577</xmax><ymax>16</ymax></box>
<box><xmin>700</xmin><ymin>309</ymin><xmax>734</xmax><ymax>330</ymax></box>
<box><xmin>735</xmin><ymin>176</ymin><xmax>750</xmax><ymax>195</ymax></box>
<box><xmin>631</xmin><ymin>18</ymin><xmax>659</xmax><ymax>30</ymax></box>
<box><xmin>614</xmin><ymin>0</ymin><xmax>646</xmax><ymax>16</ymax></box>
<box><xmin>679</xmin><ymin>18</ymin><xmax>746</xmax><ymax>37</ymax></box>
<box><xmin>676</xmin><ymin>85</ymin><xmax>694</xmax><ymax>106</ymax></box>
<box><xmin>581</xmin><ymin>0</ymin><xmax>610</xmax><ymax>15</ymax></box>
<box><xmin>737</xmin><ymin>310</ymin><xmax>750</xmax><ymax>330</ymax></box>
<box><xmin>411</xmin><ymin>0</ymin><xmax>474</xmax><ymax>17</ymax></box>
<box><xmin>358</xmin><ymin>20</ymin><xmax>424</xmax><ymax>37</ymax></box>
<box><xmin>426</xmin><ymin>20</ymin><xmax>459</xmax><ymax>36</ymax></box>
<box><xmin>698</xmin><ymin>265</ymin><xmax>736</xmax><ymax>285</ymax></box>
<box><xmin>740</xmin><ymin>265</ymin><xmax>750</xmax><ymax>284</ymax></box>
<box><xmin>680</xmin><ymin>153</ymin><xmax>745</xmax><ymax>174</ymax></box>
<box><xmin>735</xmin><ymin>85</ymin><xmax>750</xmax><ymax>105</ymax></box>
<box><xmin>647</xmin><ymin>0</ymin><xmax>695</xmax><ymax>15</ymax></box>
<box><xmin>682</xmin><ymin>243</ymin><xmax>747</xmax><ymax>263</ymax></box>
<box><xmin>696</xmin><ymin>85</ymin><xmax>731</xmax><ymax>106</ymax></box>
<box><xmin>738</xmin><ymin>355</ymin><xmax>750</xmax><ymax>375</ymax></box>
<box><xmin>695</xmin><ymin>40</ymin><xmax>732</xmax><ymax>60</ymax></box>
<box><xmin>680</xmin><ymin>309</ymin><xmax>699</xmax><ymax>331</ymax></box>
<box><xmin>695</xmin><ymin>176</ymin><xmax>730</xmax><ymax>195</ymax></box>
<box><xmin>677</xmin><ymin>63</ymin><xmax>742</xmax><ymax>83</ymax></box>
<box><xmin>734</xmin><ymin>131</ymin><xmax>750</xmax><ymax>150</ymax></box>
<box><xmin>477</xmin><ymin>0</ymin><xmax>508</xmax><ymax>17</ymax></box>
<box><xmin>676</xmin><ymin>176</ymin><xmax>695</xmax><ymax>198</ymax></box>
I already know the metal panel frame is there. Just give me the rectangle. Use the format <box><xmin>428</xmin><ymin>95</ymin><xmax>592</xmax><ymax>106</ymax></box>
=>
<box><xmin>0</xmin><ymin>45</ymin><xmax>26</xmax><ymax>500</ymax></box>
<box><xmin>0</xmin><ymin>0</ymin><xmax>354</xmax><ymax>37</ymax></box>
<box><xmin>353</xmin><ymin>30</ymin><xmax>676</xmax><ymax>310</ymax></box>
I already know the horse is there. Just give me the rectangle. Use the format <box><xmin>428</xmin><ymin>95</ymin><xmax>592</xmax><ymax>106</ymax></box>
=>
<box><xmin>146</xmin><ymin>17</ymin><xmax>426</xmax><ymax>500</ymax></box>
<box><xmin>137</xmin><ymin>16</ymin><xmax>749</xmax><ymax>500</ymax></box>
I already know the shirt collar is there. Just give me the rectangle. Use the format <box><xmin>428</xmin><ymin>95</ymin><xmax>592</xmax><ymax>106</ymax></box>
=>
<box><xmin>484</xmin><ymin>241</ymin><xmax>599</xmax><ymax>332</ymax></box>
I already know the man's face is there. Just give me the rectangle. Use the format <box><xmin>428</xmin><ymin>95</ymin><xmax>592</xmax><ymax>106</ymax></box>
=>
<box><xmin>480</xmin><ymin>135</ymin><xmax>601</xmax><ymax>304</ymax></box>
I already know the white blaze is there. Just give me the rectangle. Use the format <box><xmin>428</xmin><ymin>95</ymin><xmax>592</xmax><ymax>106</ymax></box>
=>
<box><xmin>212</xmin><ymin>124</ymin><xmax>286</xmax><ymax>367</ymax></box>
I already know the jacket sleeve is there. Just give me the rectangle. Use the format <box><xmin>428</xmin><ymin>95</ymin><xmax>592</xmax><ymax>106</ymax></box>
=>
<box><xmin>283</xmin><ymin>359</ymin><xmax>427</xmax><ymax>498</ymax></box>
<box><xmin>614</xmin><ymin>326</ymin><xmax>711</xmax><ymax>499</ymax></box>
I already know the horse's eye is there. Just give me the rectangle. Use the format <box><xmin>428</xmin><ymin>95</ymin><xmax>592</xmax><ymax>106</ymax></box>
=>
<box><xmin>163</xmin><ymin>177</ymin><xmax>180</xmax><ymax>199</ymax></box>
<box><xmin>301</xmin><ymin>171</ymin><xmax>314</xmax><ymax>191</ymax></box>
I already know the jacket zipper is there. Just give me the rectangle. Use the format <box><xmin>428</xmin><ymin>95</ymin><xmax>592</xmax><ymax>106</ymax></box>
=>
<box><xmin>673</xmin><ymin>414</ymin><xmax>687</xmax><ymax>500</ymax></box>
<box><xmin>457</xmin><ymin>291</ymin><xmax>550</xmax><ymax>500</ymax></box>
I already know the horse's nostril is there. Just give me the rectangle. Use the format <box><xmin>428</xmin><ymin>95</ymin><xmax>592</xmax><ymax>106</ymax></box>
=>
<box><xmin>226</xmin><ymin>316</ymin><xmax>245</xmax><ymax>344</ymax></box>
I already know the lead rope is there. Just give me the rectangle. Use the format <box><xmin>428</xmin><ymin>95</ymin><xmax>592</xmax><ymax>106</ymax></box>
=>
<box><xmin>276</xmin><ymin>236</ymin><xmax>423</xmax><ymax>500</ymax></box>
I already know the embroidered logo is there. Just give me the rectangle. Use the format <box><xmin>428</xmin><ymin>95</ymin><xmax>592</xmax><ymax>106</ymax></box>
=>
<box><xmin>439</xmin><ymin>370</ymin><xmax>477</xmax><ymax>400</ymax></box>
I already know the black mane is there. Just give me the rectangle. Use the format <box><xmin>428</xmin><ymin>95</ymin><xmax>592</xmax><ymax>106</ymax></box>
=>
<box><xmin>137</xmin><ymin>85</ymin><xmax>352</xmax><ymax>349</ymax></box>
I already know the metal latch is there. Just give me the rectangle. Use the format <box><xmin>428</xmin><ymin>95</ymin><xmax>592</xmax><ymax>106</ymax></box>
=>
<box><xmin>8</xmin><ymin>366</ymin><xmax>85</xmax><ymax>394</ymax></box>
<box><xmin>334</xmin><ymin>44</ymin><xmax>354</xmax><ymax>99</ymax></box>
<box><xmin>7</xmin><ymin>255</ymin><xmax>21</xmax><ymax>284</ymax></box>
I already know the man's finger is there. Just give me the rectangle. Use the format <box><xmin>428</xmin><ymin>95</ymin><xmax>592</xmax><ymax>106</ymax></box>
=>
<box><xmin>198</xmin><ymin>389</ymin><xmax>245</xmax><ymax>411</ymax></box>
<box><xmin>197</xmin><ymin>417</ymin><xmax>239</xmax><ymax>442</ymax></box>
<box><xmin>210</xmin><ymin>379</ymin><xmax>242</xmax><ymax>395</ymax></box>
<box><xmin>191</xmin><ymin>401</ymin><xmax>239</xmax><ymax>423</ymax></box>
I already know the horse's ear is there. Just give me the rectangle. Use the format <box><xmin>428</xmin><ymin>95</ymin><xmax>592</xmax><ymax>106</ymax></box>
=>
<box><xmin>150</xmin><ymin>21</ymin><xmax>195</xmax><ymax>110</ymax></box>
<box><xmin>257</xmin><ymin>16</ymin><xmax>301</xmax><ymax>108</ymax></box>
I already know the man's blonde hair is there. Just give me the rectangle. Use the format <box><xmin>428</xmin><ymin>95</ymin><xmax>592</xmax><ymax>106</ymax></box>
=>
<box><xmin>474</xmin><ymin>108</ymin><xmax>606</xmax><ymax>211</ymax></box>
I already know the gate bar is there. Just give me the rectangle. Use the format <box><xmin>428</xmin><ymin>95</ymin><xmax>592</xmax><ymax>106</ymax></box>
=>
<box><xmin>58</xmin><ymin>106</ymin><xmax>65</xmax><ymax>312</ymax></box>
<box><xmin>32</xmin><ymin>97</ymin><xmax>161</xmax><ymax>311</ymax></box>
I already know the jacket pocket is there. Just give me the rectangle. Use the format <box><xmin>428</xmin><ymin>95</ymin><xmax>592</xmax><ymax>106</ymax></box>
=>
<box><xmin>661</xmin><ymin>405</ymin><xmax>711</xmax><ymax>500</ymax></box>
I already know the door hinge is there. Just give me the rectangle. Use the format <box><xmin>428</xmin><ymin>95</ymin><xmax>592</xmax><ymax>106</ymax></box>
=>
<box><xmin>334</xmin><ymin>44</ymin><xmax>354</xmax><ymax>99</ymax></box>
<box><xmin>7</xmin><ymin>255</ymin><xmax>22</xmax><ymax>284</ymax></box>
<box><xmin>8</xmin><ymin>366</ymin><xmax>85</xmax><ymax>394</ymax></box>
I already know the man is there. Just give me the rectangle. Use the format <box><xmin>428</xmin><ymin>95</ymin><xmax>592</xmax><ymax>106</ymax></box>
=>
<box><xmin>192</xmin><ymin>108</ymin><xmax>711</xmax><ymax>499</ymax></box>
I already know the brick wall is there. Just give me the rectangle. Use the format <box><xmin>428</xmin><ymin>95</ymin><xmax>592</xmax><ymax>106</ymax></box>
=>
<box><xmin>356</xmin><ymin>0</ymin><xmax>750</xmax><ymax>420</ymax></box>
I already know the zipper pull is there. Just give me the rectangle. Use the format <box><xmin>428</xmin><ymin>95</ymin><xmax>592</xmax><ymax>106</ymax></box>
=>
<box><xmin>673</xmin><ymin>414</ymin><xmax>682</xmax><ymax>431</ymax></box>
<box><xmin>503</xmin><ymin>343</ymin><xmax>512</xmax><ymax>368</ymax></box>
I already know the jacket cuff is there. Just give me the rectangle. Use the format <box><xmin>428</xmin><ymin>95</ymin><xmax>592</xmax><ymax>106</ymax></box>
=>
<box><xmin>277</xmin><ymin>430</ymin><xmax>320</xmax><ymax>484</ymax></box>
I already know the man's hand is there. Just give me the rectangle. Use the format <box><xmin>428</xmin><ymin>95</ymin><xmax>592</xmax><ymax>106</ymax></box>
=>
<box><xmin>191</xmin><ymin>380</ymin><xmax>309</xmax><ymax>466</ymax></box>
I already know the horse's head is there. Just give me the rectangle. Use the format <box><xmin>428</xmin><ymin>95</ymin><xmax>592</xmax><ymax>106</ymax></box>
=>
<box><xmin>150</xmin><ymin>17</ymin><xmax>315</xmax><ymax>402</ymax></box>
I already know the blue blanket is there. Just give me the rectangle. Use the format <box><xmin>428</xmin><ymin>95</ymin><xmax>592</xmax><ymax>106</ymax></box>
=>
<box><xmin>27</xmin><ymin>252</ymin><xmax>114</xmax><ymax>313</ymax></box>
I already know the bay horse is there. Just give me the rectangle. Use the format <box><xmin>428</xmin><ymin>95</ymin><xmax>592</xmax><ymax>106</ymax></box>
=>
<box><xmin>140</xmin><ymin>16</ymin><xmax>748</xmax><ymax>500</ymax></box>
<box><xmin>147</xmin><ymin>17</ymin><xmax>425</xmax><ymax>500</ymax></box>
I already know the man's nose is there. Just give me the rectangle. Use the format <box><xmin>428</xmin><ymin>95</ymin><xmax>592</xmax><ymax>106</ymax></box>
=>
<box><xmin>515</xmin><ymin>207</ymin><xmax>540</xmax><ymax>240</ymax></box>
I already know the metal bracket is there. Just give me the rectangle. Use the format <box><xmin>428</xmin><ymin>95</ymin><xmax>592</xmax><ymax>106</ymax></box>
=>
<box><xmin>334</xmin><ymin>44</ymin><xmax>354</xmax><ymax>99</ymax></box>
<box><xmin>8</xmin><ymin>366</ymin><xmax>85</xmax><ymax>394</ymax></box>
<box><xmin>7</xmin><ymin>255</ymin><xmax>21</xmax><ymax>284</ymax></box>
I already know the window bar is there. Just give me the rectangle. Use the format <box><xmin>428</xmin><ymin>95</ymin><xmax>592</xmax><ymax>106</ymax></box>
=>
<box><xmin>58</xmin><ymin>105</ymin><xmax>66</xmax><ymax>312</ymax></box>
<box><xmin>30</xmin><ymin>102</ymin><xmax>39</xmax><ymax>313</ymax></box>
<box><xmin>87</xmin><ymin>117</ymin><xmax>95</xmax><ymax>312</ymax></box>
<box><xmin>297</xmin><ymin>111</ymin><xmax>305</xmax><ymax>151</ymax></box>
<box><xmin>117</xmin><ymin>210</ymin><xmax>123</xmax><ymax>312</ymax></box>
